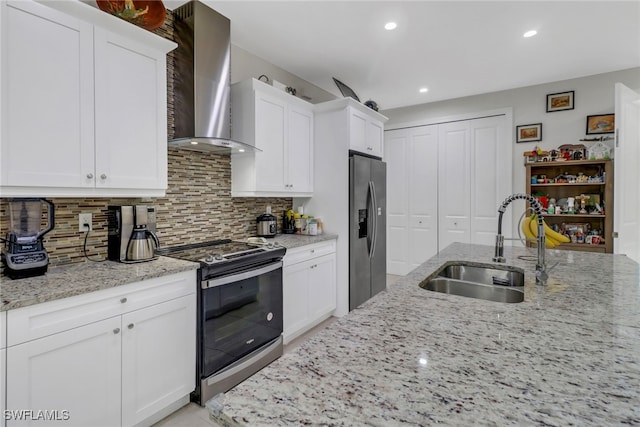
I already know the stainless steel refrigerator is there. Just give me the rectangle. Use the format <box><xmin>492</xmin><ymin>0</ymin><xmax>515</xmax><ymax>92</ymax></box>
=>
<box><xmin>349</xmin><ymin>153</ymin><xmax>387</xmax><ymax>311</ymax></box>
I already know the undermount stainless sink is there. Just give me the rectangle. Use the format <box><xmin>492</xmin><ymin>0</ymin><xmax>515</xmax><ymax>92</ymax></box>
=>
<box><xmin>420</xmin><ymin>261</ymin><xmax>525</xmax><ymax>303</ymax></box>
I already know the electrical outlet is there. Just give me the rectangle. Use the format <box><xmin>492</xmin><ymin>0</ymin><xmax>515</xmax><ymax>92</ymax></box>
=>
<box><xmin>79</xmin><ymin>213</ymin><xmax>93</xmax><ymax>232</ymax></box>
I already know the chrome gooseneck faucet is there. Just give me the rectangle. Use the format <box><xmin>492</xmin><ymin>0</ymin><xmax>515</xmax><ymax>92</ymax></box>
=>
<box><xmin>493</xmin><ymin>193</ymin><xmax>548</xmax><ymax>283</ymax></box>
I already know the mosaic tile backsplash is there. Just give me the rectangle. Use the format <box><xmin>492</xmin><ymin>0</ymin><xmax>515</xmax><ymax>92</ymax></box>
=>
<box><xmin>0</xmin><ymin>10</ymin><xmax>292</xmax><ymax>267</ymax></box>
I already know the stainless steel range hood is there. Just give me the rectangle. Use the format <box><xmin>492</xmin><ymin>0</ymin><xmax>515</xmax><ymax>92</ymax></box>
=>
<box><xmin>169</xmin><ymin>1</ymin><xmax>258</xmax><ymax>154</ymax></box>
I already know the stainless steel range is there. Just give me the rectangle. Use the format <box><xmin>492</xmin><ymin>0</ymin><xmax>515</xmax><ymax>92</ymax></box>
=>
<box><xmin>156</xmin><ymin>239</ymin><xmax>286</xmax><ymax>405</ymax></box>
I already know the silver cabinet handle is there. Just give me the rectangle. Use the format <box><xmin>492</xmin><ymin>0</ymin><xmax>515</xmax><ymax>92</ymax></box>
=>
<box><xmin>113</xmin><ymin>328</ymin><xmax>120</xmax><ymax>334</ymax></box>
<box><xmin>86</xmin><ymin>173</ymin><xmax>94</xmax><ymax>179</ymax></box>
<box><xmin>127</xmin><ymin>323</ymin><xmax>134</xmax><ymax>329</ymax></box>
<box><xmin>100</xmin><ymin>174</ymin><xmax>107</xmax><ymax>180</ymax></box>
<box><xmin>120</xmin><ymin>297</ymin><xmax>127</xmax><ymax>304</ymax></box>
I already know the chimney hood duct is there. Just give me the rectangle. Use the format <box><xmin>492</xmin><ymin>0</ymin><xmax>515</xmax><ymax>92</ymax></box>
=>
<box><xmin>169</xmin><ymin>1</ymin><xmax>258</xmax><ymax>154</ymax></box>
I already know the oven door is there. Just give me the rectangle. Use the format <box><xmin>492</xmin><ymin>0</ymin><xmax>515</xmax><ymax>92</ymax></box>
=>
<box><xmin>201</xmin><ymin>261</ymin><xmax>283</xmax><ymax>378</ymax></box>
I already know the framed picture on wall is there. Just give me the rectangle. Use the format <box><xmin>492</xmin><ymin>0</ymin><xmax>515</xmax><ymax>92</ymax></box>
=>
<box><xmin>546</xmin><ymin>91</ymin><xmax>574</xmax><ymax>112</ymax></box>
<box><xmin>586</xmin><ymin>114</ymin><xmax>615</xmax><ymax>134</ymax></box>
<box><xmin>516</xmin><ymin>123</ymin><xmax>542</xmax><ymax>143</ymax></box>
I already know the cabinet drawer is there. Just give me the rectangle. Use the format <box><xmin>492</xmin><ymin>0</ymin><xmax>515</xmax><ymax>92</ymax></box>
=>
<box><xmin>284</xmin><ymin>240</ymin><xmax>336</xmax><ymax>267</ymax></box>
<box><xmin>7</xmin><ymin>270</ymin><xmax>196</xmax><ymax>346</ymax></box>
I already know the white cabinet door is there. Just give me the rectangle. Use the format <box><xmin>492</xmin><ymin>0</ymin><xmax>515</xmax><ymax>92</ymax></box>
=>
<box><xmin>408</xmin><ymin>126</ymin><xmax>439</xmax><ymax>269</ymax></box>
<box><xmin>121</xmin><ymin>295</ymin><xmax>195</xmax><ymax>426</ymax></box>
<box><xmin>367</xmin><ymin>119</ymin><xmax>384</xmax><ymax>158</ymax></box>
<box><xmin>385</xmin><ymin>129</ymin><xmax>410</xmax><ymax>275</ymax></box>
<box><xmin>438</xmin><ymin>121</ymin><xmax>471</xmax><ymax>250</ymax></box>
<box><xmin>283</xmin><ymin>261</ymin><xmax>310</xmax><ymax>342</ymax></box>
<box><xmin>283</xmin><ymin>242</ymin><xmax>337</xmax><ymax>343</ymax></box>
<box><xmin>6</xmin><ymin>317</ymin><xmax>122</xmax><ymax>427</ymax></box>
<box><xmin>94</xmin><ymin>28</ymin><xmax>168</xmax><ymax>191</ymax></box>
<box><xmin>254</xmin><ymin>91</ymin><xmax>287</xmax><ymax>192</ymax></box>
<box><xmin>469</xmin><ymin>115</ymin><xmax>510</xmax><ymax>246</ymax></box>
<box><xmin>349</xmin><ymin>109</ymin><xmax>368</xmax><ymax>154</ymax></box>
<box><xmin>287</xmin><ymin>104</ymin><xmax>314</xmax><ymax>193</ymax></box>
<box><xmin>385</xmin><ymin>126</ymin><xmax>438</xmax><ymax>275</ymax></box>
<box><xmin>349</xmin><ymin>108</ymin><xmax>384</xmax><ymax>157</ymax></box>
<box><xmin>0</xmin><ymin>1</ymin><xmax>94</xmax><ymax>189</ymax></box>
<box><xmin>307</xmin><ymin>254</ymin><xmax>336</xmax><ymax>321</ymax></box>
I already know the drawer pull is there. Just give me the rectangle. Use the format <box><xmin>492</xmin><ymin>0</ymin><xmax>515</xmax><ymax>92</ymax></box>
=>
<box><xmin>120</xmin><ymin>297</ymin><xmax>127</xmax><ymax>304</ymax></box>
<box><xmin>113</xmin><ymin>328</ymin><xmax>120</xmax><ymax>334</ymax></box>
<box><xmin>128</xmin><ymin>323</ymin><xmax>134</xmax><ymax>329</ymax></box>
<box><xmin>100</xmin><ymin>174</ymin><xmax>107</xmax><ymax>180</ymax></box>
<box><xmin>86</xmin><ymin>173</ymin><xmax>94</xmax><ymax>179</ymax></box>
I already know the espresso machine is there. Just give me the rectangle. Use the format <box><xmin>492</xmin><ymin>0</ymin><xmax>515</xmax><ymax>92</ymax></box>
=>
<box><xmin>107</xmin><ymin>205</ymin><xmax>159</xmax><ymax>263</ymax></box>
<box><xmin>2</xmin><ymin>198</ymin><xmax>55</xmax><ymax>279</ymax></box>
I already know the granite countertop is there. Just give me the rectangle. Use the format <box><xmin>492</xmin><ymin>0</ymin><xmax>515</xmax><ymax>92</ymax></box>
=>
<box><xmin>211</xmin><ymin>243</ymin><xmax>640</xmax><ymax>426</ymax></box>
<box><xmin>0</xmin><ymin>234</ymin><xmax>336</xmax><ymax>312</ymax></box>
<box><xmin>0</xmin><ymin>256</ymin><xmax>198</xmax><ymax>311</ymax></box>
<box><xmin>271</xmin><ymin>233</ymin><xmax>337</xmax><ymax>250</ymax></box>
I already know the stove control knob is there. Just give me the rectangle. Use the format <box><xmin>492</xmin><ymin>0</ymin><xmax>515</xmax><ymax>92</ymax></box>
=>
<box><xmin>215</xmin><ymin>254</ymin><xmax>224</xmax><ymax>261</ymax></box>
<box><xmin>204</xmin><ymin>255</ymin><xmax>215</xmax><ymax>264</ymax></box>
<box><xmin>266</xmin><ymin>243</ymin><xmax>274</xmax><ymax>249</ymax></box>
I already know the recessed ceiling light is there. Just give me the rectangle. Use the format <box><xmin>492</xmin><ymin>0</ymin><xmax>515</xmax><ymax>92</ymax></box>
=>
<box><xmin>384</xmin><ymin>22</ymin><xmax>397</xmax><ymax>31</ymax></box>
<box><xmin>419</xmin><ymin>87</ymin><xmax>429</xmax><ymax>93</ymax></box>
<box><xmin>523</xmin><ymin>30</ymin><xmax>537</xmax><ymax>38</ymax></box>
<box><xmin>190</xmin><ymin>141</ymin><xmax>198</xmax><ymax>145</ymax></box>
<box><xmin>238</xmin><ymin>149</ymin><xmax>245</xmax><ymax>153</ymax></box>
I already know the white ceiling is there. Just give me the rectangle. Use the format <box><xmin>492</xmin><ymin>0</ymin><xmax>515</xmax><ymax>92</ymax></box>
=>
<box><xmin>165</xmin><ymin>1</ymin><xmax>640</xmax><ymax>110</ymax></box>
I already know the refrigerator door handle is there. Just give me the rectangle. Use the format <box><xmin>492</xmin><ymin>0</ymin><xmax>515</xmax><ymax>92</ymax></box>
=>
<box><xmin>369</xmin><ymin>181</ymin><xmax>378</xmax><ymax>259</ymax></box>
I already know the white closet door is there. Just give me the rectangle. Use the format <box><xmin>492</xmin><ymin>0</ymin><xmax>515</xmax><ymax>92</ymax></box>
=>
<box><xmin>408</xmin><ymin>126</ymin><xmax>439</xmax><ymax>269</ymax></box>
<box><xmin>469</xmin><ymin>116</ymin><xmax>511</xmax><ymax>246</ymax></box>
<box><xmin>438</xmin><ymin>121</ymin><xmax>471</xmax><ymax>250</ymax></box>
<box><xmin>614</xmin><ymin>83</ymin><xmax>640</xmax><ymax>263</ymax></box>
<box><xmin>385</xmin><ymin>129</ymin><xmax>410</xmax><ymax>275</ymax></box>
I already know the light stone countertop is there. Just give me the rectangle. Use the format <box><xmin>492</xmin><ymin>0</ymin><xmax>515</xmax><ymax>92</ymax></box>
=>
<box><xmin>270</xmin><ymin>233</ymin><xmax>337</xmax><ymax>250</ymax></box>
<box><xmin>0</xmin><ymin>234</ymin><xmax>336</xmax><ymax>312</ymax></box>
<box><xmin>210</xmin><ymin>243</ymin><xmax>640</xmax><ymax>426</ymax></box>
<box><xmin>0</xmin><ymin>256</ymin><xmax>199</xmax><ymax>311</ymax></box>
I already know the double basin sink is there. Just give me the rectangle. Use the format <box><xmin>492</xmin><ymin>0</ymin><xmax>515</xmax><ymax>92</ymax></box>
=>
<box><xmin>419</xmin><ymin>261</ymin><xmax>525</xmax><ymax>303</ymax></box>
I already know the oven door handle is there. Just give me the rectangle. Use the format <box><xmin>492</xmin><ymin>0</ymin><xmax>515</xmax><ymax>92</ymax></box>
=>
<box><xmin>202</xmin><ymin>261</ymin><xmax>283</xmax><ymax>289</ymax></box>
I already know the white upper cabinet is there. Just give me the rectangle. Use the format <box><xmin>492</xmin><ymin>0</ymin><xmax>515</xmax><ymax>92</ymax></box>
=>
<box><xmin>349</xmin><ymin>107</ymin><xmax>384</xmax><ymax>157</ymax></box>
<box><xmin>0</xmin><ymin>0</ymin><xmax>176</xmax><ymax>197</ymax></box>
<box><xmin>231</xmin><ymin>78</ymin><xmax>314</xmax><ymax>197</ymax></box>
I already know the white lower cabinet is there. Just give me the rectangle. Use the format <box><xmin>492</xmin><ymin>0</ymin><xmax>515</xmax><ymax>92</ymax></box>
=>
<box><xmin>121</xmin><ymin>296</ymin><xmax>195</xmax><ymax>426</ymax></box>
<box><xmin>7</xmin><ymin>317</ymin><xmax>122</xmax><ymax>427</ymax></box>
<box><xmin>283</xmin><ymin>241</ymin><xmax>336</xmax><ymax>344</ymax></box>
<box><xmin>5</xmin><ymin>270</ymin><xmax>196</xmax><ymax>427</ymax></box>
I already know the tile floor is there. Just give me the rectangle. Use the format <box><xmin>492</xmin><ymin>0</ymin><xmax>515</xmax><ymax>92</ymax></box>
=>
<box><xmin>152</xmin><ymin>274</ymin><xmax>402</xmax><ymax>427</ymax></box>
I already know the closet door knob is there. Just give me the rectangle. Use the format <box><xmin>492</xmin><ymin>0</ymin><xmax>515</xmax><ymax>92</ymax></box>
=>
<box><xmin>86</xmin><ymin>173</ymin><xmax>94</xmax><ymax>179</ymax></box>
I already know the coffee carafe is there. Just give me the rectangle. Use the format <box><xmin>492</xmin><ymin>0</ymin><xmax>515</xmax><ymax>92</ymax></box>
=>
<box><xmin>107</xmin><ymin>205</ymin><xmax>159</xmax><ymax>263</ymax></box>
<box><xmin>126</xmin><ymin>224</ymin><xmax>159</xmax><ymax>262</ymax></box>
<box><xmin>2</xmin><ymin>198</ymin><xmax>55</xmax><ymax>279</ymax></box>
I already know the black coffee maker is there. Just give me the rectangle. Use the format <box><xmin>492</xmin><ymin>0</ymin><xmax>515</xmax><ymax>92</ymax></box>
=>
<box><xmin>2</xmin><ymin>198</ymin><xmax>55</xmax><ymax>279</ymax></box>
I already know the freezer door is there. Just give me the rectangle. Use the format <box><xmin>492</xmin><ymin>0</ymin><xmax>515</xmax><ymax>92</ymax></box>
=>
<box><xmin>349</xmin><ymin>155</ymin><xmax>372</xmax><ymax>310</ymax></box>
<box><xmin>370</xmin><ymin>159</ymin><xmax>387</xmax><ymax>298</ymax></box>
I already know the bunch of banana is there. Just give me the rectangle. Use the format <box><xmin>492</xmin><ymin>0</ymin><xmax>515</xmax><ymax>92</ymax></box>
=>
<box><xmin>521</xmin><ymin>215</ymin><xmax>570</xmax><ymax>248</ymax></box>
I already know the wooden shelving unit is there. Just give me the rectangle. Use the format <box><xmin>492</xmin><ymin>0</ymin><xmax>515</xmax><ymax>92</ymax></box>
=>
<box><xmin>525</xmin><ymin>159</ymin><xmax>614</xmax><ymax>253</ymax></box>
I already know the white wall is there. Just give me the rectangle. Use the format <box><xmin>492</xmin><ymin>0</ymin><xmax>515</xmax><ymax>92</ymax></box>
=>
<box><xmin>382</xmin><ymin>67</ymin><xmax>640</xmax><ymax>240</ymax></box>
<box><xmin>231</xmin><ymin>45</ymin><xmax>337</xmax><ymax>105</ymax></box>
